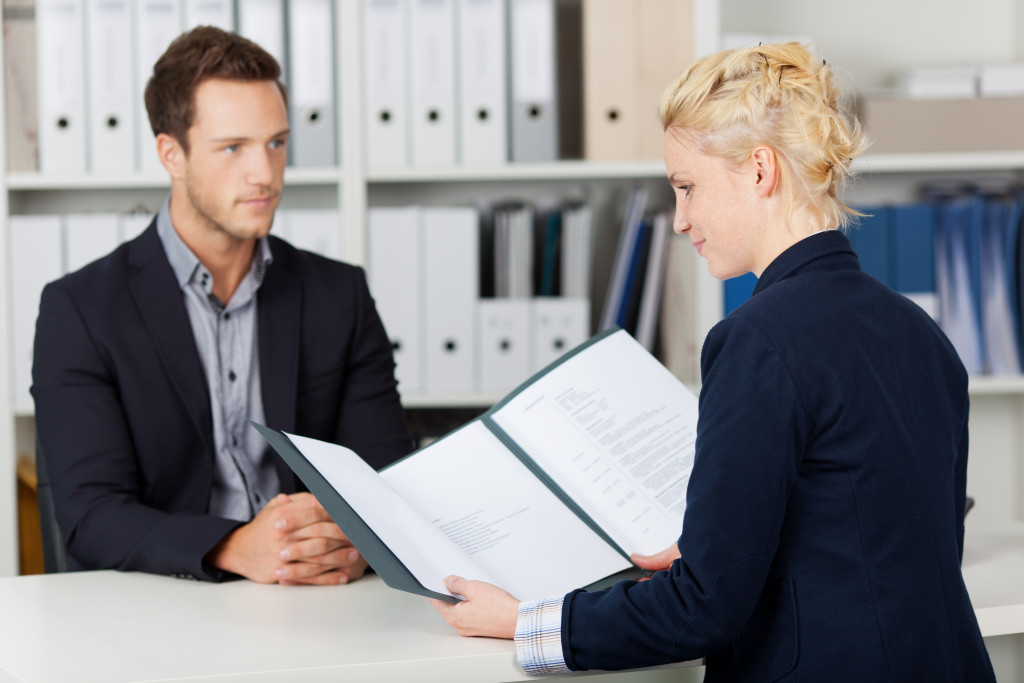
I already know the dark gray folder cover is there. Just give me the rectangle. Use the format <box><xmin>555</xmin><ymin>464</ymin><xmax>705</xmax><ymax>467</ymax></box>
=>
<box><xmin>250</xmin><ymin>421</ymin><xmax>458</xmax><ymax>604</ymax></box>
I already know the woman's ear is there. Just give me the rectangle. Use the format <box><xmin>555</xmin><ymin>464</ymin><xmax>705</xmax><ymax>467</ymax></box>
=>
<box><xmin>750</xmin><ymin>145</ymin><xmax>779</xmax><ymax>197</ymax></box>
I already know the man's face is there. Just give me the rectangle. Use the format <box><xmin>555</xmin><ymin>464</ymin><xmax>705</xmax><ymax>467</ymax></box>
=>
<box><xmin>177</xmin><ymin>78</ymin><xmax>289</xmax><ymax>242</ymax></box>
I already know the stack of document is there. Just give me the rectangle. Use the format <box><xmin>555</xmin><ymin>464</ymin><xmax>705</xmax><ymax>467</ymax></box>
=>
<box><xmin>899</xmin><ymin>67</ymin><xmax>979</xmax><ymax>99</ymax></box>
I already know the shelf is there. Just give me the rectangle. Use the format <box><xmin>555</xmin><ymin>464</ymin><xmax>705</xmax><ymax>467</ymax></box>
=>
<box><xmin>962</xmin><ymin>518</ymin><xmax>1024</xmax><ymax>638</ymax></box>
<box><xmin>4</xmin><ymin>167</ymin><xmax>342</xmax><ymax>191</ymax></box>
<box><xmin>968</xmin><ymin>376</ymin><xmax>1024</xmax><ymax>396</ymax></box>
<box><xmin>853</xmin><ymin>151</ymin><xmax>1024</xmax><ymax>174</ymax></box>
<box><xmin>367</xmin><ymin>160</ymin><xmax>668</xmax><ymax>183</ymax></box>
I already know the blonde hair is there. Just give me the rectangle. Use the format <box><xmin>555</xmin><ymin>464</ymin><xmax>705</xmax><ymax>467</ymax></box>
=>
<box><xmin>659</xmin><ymin>42</ymin><xmax>869</xmax><ymax>231</ymax></box>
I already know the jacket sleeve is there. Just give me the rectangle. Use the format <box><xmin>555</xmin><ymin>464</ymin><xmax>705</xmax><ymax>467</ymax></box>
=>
<box><xmin>330</xmin><ymin>266</ymin><xmax>413</xmax><ymax>469</ymax></box>
<box><xmin>31</xmin><ymin>280</ymin><xmax>238</xmax><ymax>581</ymax></box>
<box><xmin>562</xmin><ymin>318</ymin><xmax>811</xmax><ymax>671</ymax></box>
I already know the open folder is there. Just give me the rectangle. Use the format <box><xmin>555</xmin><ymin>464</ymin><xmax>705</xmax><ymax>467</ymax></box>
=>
<box><xmin>252</xmin><ymin>328</ymin><xmax>698</xmax><ymax>604</ymax></box>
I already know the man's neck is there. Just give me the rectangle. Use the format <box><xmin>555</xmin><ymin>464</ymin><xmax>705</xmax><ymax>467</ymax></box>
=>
<box><xmin>168</xmin><ymin>193</ymin><xmax>256</xmax><ymax>304</ymax></box>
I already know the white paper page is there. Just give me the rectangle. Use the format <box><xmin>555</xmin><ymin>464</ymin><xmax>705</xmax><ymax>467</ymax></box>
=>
<box><xmin>491</xmin><ymin>330</ymin><xmax>698</xmax><ymax>556</ymax></box>
<box><xmin>382</xmin><ymin>421</ymin><xmax>631</xmax><ymax>599</ymax></box>
<box><xmin>285</xmin><ymin>433</ymin><xmax>497</xmax><ymax>598</ymax></box>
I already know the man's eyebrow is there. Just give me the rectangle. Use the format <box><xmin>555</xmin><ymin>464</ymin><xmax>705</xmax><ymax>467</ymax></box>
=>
<box><xmin>209</xmin><ymin>128</ymin><xmax>291</xmax><ymax>143</ymax></box>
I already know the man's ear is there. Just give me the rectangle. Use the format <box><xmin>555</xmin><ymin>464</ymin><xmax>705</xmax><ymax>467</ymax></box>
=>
<box><xmin>156</xmin><ymin>133</ymin><xmax>186</xmax><ymax>180</ymax></box>
<box><xmin>750</xmin><ymin>145</ymin><xmax>779</xmax><ymax>197</ymax></box>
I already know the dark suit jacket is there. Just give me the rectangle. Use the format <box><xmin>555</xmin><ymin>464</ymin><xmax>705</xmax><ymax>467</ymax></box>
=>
<box><xmin>31</xmin><ymin>223</ymin><xmax>413</xmax><ymax>581</ymax></box>
<box><xmin>561</xmin><ymin>231</ymin><xmax>994</xmax><ymax>681</ymax></box>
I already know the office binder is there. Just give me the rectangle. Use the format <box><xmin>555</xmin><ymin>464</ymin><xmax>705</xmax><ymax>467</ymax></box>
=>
<box><xmin>183</xmin><ymin>0</ymin><xmax>233</xmax><ymax>29</ymax></box>
<box><xmin>281</xmin><ymin>208</ymin><xmax>341</xmax><ymax>260</ymax></box>
<box><xmin>890</xmin><ymin>203</ymin><xmax>938</xmax><ymax>319</ymax></box>
<box><xmin>423</xmin><ymin>207</ymin><xmax>479</xmax><ymax>393</ymax></box>
<box><xmin>581</xmin><ymin>0</ymin><xmax>637</xmax><ymax>161</ymax></box>
<box><xmin>65</xmin><ymin>213</ymin><xmax>121</xmax><ymax>273</ymax></box>
<box><xmin>723</xmin><ymin>272</ymin><xmax>757</xmax><ymax>316</ymax></box>
<box><xmin>477</xmin><ymin>298</ymin><xmax>531</xmax><ymax>392</ymax></box>
<box><xmin>237</xmin><ymin>0</ymin><xmax>285</xmax><ymax>77</ymax></box>
<box><xmin>508</xmin><ymin>0</ymin><xmax>558</xmax><ymax>162</ymax></box>
<box><xmin>363</xmin><ymin>0</ymin><xmax>408</xmax><ymax>168</ymax></box>
<box><xmin>37</xmin><ymin>0</ymin><xmax>86</xmax><ymax>172</ymax></box>
<box><xmin>634</xmin><ymin>211</ymin><xmax>671</xmax><ymax>351</ymax></box>
<box><xmin>599</xmin><ymin>188</ymin><xmax>647</xmax><ymax>330</ymax></box>
<box><xmin>86</xmin><ymin>0</ymin><xmax>135</xmax><ymax>172</ymax></box>
<box><xmin>936</xmin><ymin>197</ymin><xmax>984</xmax><ymax>375</ymax></box>
<box><xmin>367</xmin><ymin>206</ymin><xmax>423</xmax><ymax>395</ymax></box>
<box><xmin>4</xmin><ymin>0</ymin><xmax>38</xmax><ymax>172</ymax></box>
<box><xmin>254</xmin><ymin>328</ymin><xmax>697</xmax><ymax>602</ymax></box>
<box><xmin>532</xmin><ymin>297</ymin><xmax>588</xmax><ymax>371</ymax></box>
<box><xmin>635</xmin><ymin>0</ymin><xmax>693</xmax><ymax>159</ymax></box>
<box><xmin>10</xmin><ymin>215</ymin><xmax>63</xmax><ymax>413</ymax></box>
<box><xmin>409</xmin><ymin>0</ymin><xmax>456</xmax><ymax>165</ymax></box>
<box><xmin>848</xmin><ymin>206</ymin><xmax>892</xmax><ymax>287</ymax></box>
<box><xmin>979</xmin><ymin>197</ymin><xmax>1021</xmax><ymax>375</ymax></box>
<box><xmin>658</xmin><ymin>228</ymin><xmax>699</xmax><ymax>385</ymax></box>
<box><xmin>456</xmin><ymin>0</ymin><xmax>507</xmax><ymax>164</ymax></box>
<box><xmin>287</xmin><ymin>0</ymin><xmax>337</xmax><ymax>167</ymax></box>
<box><xmin>561</xmin><ymin>203</ymin><xmax>593</xmax><ymax>299</ymax></box>
<box><xmin>134</xmin><ymin>0</ymin><xmax>183</xmax><ymax>173</ymax></box>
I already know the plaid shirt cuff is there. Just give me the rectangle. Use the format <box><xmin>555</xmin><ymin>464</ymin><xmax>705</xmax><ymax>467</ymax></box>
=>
<box><xmin>514</xmin><ymin>595</ymin><xmax>570</xmax><ymax>675</ymax></box>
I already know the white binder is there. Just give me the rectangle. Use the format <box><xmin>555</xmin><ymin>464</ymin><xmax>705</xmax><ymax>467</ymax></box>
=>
<box><xmin>120</xmin><ymin>212</ymin><xmax>154</xmax><ymax>242</ymax></box>
<box><xmin>9</xmin><ymin>215</ymin><xmax>63</xmax><ymax>413</ymax></box>
<box><xmin>282</xmin><ymin>208</ymin><xmax>341</xmax><ymax>260</ymax></box>
<box><xmin>531</xmin><ymin>297</ymin><xmax>589</xmax><ymax>372</ymax></box>
<box><xmin>183</xmin><ymin>0</ymin><xmax>234</xmax><ymax>29</ymax></box>
<box><xmin>363</xmin><ymin>0</ymin><xmax>408</xmax><ymax>168</ymax></box>
<box><xmin>237</xmin><ymin>0</ymin><xmax>286</xmax><ymax>78</ymax></box>
<box><xmin>456</xmin><ymin>0</ymin><xmax>507</xmax><ymax>165</ymax></box>
<box><xmin>86</xmin><ymin>0</ymin><xmax>136</xmax><ymax>172</ymax></box>
<box><xmin>423</xmin><ymin>207</ymin><xmax>479</xmax><ymax>393</ymax></box>
<box><xmin>409</xmin><ymin>0</ymin><xmax>456</xmax><ymax>166</ymax></box>
<box><xmin>368</xmin><ymin>206</ymin><xmax>423</xmax><ymax>395</ymax></box>
<box><xmin>134</xmin><ymin>0</ymin><xmax>183</xmax><ymax>173</ymax></box>
<box><xmin>477</xmin><ymin>298</ymin><xmax>531</xmax><ymax>392</ymax></box>
<box><xmin>65</xmin><ymin>213</ymin><xmax>121</xmax><ymax>273</ymax></box>
<box><xmin>37</xmin><ymin>0</ymin><xmax>87</xmax><ymax>172</ymax></box>
<box><xmin>508</xmin><ymin>0</ymin><xmax>558</xmax><ymax>162</ymax></box>
<box><xmin>287</xmin><ymin>0</ymin><xmax>337</xmax><ymax>167</ymax></box>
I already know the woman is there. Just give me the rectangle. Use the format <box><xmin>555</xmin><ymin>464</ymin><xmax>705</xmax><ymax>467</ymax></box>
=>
<box><xmin>431</xmin><ymin>43</ymin><xmax>995</xmax><ymax>681</ymax></box>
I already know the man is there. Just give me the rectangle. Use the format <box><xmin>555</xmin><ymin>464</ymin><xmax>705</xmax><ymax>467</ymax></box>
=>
<box><xmin>31</xmin><ymin>27</ymin><xmax>412</xmax><ymax>584</ymax></box>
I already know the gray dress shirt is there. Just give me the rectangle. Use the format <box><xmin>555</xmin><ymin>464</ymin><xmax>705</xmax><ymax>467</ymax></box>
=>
<box><xmin>156</xmin><ymin>200</ymin><xmax>281</xmax><ymax>522</ymax></box>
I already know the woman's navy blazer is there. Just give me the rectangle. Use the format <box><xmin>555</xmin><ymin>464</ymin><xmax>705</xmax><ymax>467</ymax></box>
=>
<box><xmin>561</xmin><ymin>231</ymin><xmax>994</xmax><ymax>682</ymax></box>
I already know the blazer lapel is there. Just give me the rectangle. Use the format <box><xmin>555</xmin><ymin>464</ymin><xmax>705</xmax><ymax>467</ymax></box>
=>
<box><xmin>258</xmin><ymin>238</ymin><xmax>301</xmax><ymax>465</ymax></box>
<box><xmin>127</xmin><ymin>225</ymin><xmax>214</xmax><ymax>453</ymax></box>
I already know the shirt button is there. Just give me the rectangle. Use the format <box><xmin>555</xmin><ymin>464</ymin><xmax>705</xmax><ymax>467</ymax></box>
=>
<box><xmin>228</xmin><ymin>370</ymin><xmax>236</xmax><ymax>382</ymax></box>
<box><xmin>232</xmin><ymin>436</ymin><xmax>238</xmax><ymax>446</ymax></box>
<box><xmin>224</xmin><ymin>312</ymin><xmax>231</xmax><ymax>320</ymax></box>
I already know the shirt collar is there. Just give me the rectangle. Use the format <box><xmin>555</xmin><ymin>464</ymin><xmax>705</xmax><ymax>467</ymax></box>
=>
<box><xmin>155</xmin><ymin>196</ymin><xmax>274</xmax><ymax>295</ymax></box>
<box><xmin>752</xmin><ymin>229</ymin><xmax>860</xmax><ymax>297</ymax></box>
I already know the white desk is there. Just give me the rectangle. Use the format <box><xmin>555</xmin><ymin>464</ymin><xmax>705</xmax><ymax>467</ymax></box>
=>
<box><xmin>0</xmin><ymin>570</ymin><xmax>697</xmax><ymax>683</ymax></box>
<box><xmin>0</xmin><ymin>520</ymin><xmax>1020</xmax><ymax>683</ymax></box>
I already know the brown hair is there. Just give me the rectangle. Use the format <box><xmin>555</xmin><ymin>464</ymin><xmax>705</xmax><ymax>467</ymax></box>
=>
<box><xmin>144</xmin><ymin>26</ymin><xmax>288</xmax><ymax>154</ymax></box>
<box><xmin>659</xmin><ymin>43</ymin><xmax>869</xmax><ymax>231</ymax></box>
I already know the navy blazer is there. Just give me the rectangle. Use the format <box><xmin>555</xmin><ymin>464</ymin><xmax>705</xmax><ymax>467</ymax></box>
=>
<box><xmin>31</xmin><ymin>223</ymin><xmax>413</xmax><ymax>581</ymax></box>
<box><xmin>562</xmin><ymin>232</ymin><xmax>994</xmax><ymax>681</ymax></box>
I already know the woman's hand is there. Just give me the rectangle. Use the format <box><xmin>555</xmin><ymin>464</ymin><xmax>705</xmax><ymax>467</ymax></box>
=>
<box><xmin>429</xmin><ymin>575</ymin><xmax>520</xmax><ymax>639</ymax></box>
<box><xmin>631</xmin><ymin>543</ymin><xmax>682</xmax><ymax>576</ymax></box>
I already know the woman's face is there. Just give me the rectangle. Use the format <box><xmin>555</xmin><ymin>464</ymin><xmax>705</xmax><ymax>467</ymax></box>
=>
<box><xmin>663</xmin><ymin>129</ymin><xmax>768</xmax><ymax>280</ymax></box>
